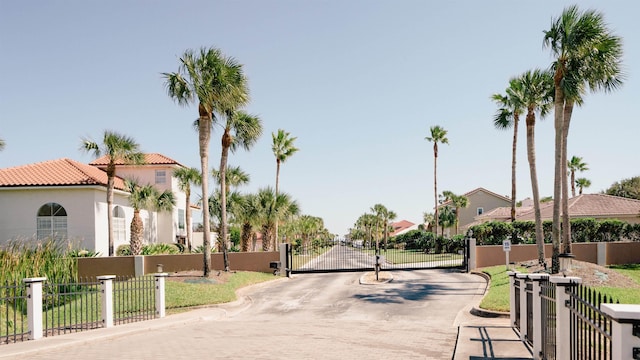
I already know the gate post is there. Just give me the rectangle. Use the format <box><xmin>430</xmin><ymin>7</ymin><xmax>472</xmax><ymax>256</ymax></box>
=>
<box><xmin>550</xmin><ymin>275</ymin><xmax>581</xmax><ymax>360</ymax></box>
<box><xmin>467</xmin><ymin>236</ymin><xmax>476</xmax><ymax>271</ymax></box>
<box><xmin>528</xmin><ymin>273</ymin><xmax>549</xmax><ymax>358</ymax></box>
<box><xmin>508</xmin><ymin>271</ymin><xmax>517</xmax><ymax>327</ymax></box>
<box><xmin>24</xmin><ymin>277</ymin><xmax>46</xmax><ymax>340</ymax></box>
<box><xmin>280</xmin><ymin>243</ymin><xmax>290</xmax><ymax>277</ymax></box>
<box><xmin>601</xmin><ymin>303</ymin><xmax>640</xmax><ymax>360</ymax></box>
<box><xmin>98</xmin><ymin>275</ymin><xmax>116</xmax><ymax>328</ymax></box>
<box><xmin>516</xmin><ymin>273</ymin><xmax>528</xmax><ymax>341</ymax></box>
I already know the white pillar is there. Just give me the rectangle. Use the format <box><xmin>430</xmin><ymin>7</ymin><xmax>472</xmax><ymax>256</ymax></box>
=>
<box><xmin>550</xmin><ymin>276</ymin><xmax>582</xmax><ymax>360</ymax></box>
<box><xmin>507</xmin><ymin>271</ymin><xmax>517</xmax><ymax>327</ymax></box>
<box><xmin>528</xmin><ymin>273</ymin><xmax>549</xmax><ymax>359</ymax></box>
<box><xmin>597</xmin><ymin>242</ymin><xmax>607</xmax><ymax>266</ymax></box>
<box><xmin>23</xmin><ymin>277</ymin><xmax>46</xmax><ymax>340</ymax></box>
<box><xmin>601</xmin><ymin>303</ymin><xmax>640</xmax><ymax>360</ymax></box>
<box><xmin>154</xmin><ymin>273</ymin><xmax>167</xmax><ymax>318</ymax></box>
<box><xmin>516</xmin><ymin>273</ymin><xmax>528</xmax><ymax>341</ymax></box>
<box><xmin>98</xmin><ymin>275</ymin><xmax>116</xmax><ymax>328</ymax></box>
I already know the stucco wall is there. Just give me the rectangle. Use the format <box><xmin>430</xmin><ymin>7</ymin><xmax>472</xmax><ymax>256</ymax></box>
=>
<box><xmin>77</xmin><ymin>251</ymin><xmax>280</xmax><ymax>278</ymax></box>
<box><xmin>474</xmin><ymin>241</ymin><xmax>640</xmax><ymax>269</ymax></box>
<box><xmin>455</xmin><ymin>190</ymin><xmax>511</xmax><ymax>236</ymax></box>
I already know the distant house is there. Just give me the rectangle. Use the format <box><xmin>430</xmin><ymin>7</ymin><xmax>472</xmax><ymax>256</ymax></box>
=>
<box><xmin>516</xmin><ymin>194</ymin><xmax>640</xmax><ymax>224</ymax></box>
<box><xmin>438</xmin><ymin>187</ymin><xmax>512</xmax><ymax>236</ymax></box>
<box><xmin>0</xmin><ymin>154</ymin><xmax>189</xmax><ymax>256</ymax></box>
<box><xmin>389</xmin><ymin>220</ymin><xmax>418</xmax><ymax>237</ymax></box>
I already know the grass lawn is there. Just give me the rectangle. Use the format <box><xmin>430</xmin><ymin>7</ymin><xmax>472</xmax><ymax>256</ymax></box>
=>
<box><xmin>478</xmin><ymin>263</ymin><xmax>640</xmax><ymax>313</ymax></box>
<box><xmin>165</xmin><ymin>271</ymin><xmax>277</xmax><ymax>314</ymax></box>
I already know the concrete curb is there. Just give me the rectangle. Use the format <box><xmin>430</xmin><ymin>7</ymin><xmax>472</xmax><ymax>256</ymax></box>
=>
<box><xmin>468</xmin><ymin>270</ymin><xmax>510</xmax><ymax>319</ymax></box>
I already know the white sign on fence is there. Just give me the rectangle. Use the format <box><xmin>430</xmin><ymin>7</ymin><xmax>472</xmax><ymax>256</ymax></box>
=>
<box><xmin>503</xmin><ymin>240</ymin><xmax>511</xmax><ymax>269</ymax></box>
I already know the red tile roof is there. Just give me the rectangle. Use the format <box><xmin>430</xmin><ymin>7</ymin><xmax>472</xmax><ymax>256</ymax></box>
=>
<box><xmin>89</xmin><ymin>153</ymin><xmax>182</xmax><ymax>167</ymax></box>
<box><xmin>517</xmin><ymin>194</ymin><xmax>640</xmax><ymax>220</ymax></box>
<box><xmin>390</xmin><ymin>220</ymin><xmax>416</xmax><ymax>236</ymax></box>
<box><xmin>0</xmin><ymin>158</ymin><xmax>126</xmax><ymax>190</ymax></box>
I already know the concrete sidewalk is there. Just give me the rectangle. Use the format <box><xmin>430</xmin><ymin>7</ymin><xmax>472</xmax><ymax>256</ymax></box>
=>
<box><xmin>453</xmin><ymin>316</ymin><xmax>533</xmax><ymax>360</ymax></box>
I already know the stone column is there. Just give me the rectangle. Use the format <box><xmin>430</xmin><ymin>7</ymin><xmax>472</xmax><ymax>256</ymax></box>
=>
<box><xmin>528</xmin><ymin>273</ymin><xmax>549</xmax><ymax>359</ymax></box>
<box><xmin>550</xmin><ymin>275</ymin><xmax>582</xmax><ymax>360</ymax></box>
<box><xmin>98</xmin><ymin>275</ymin><xmax>116</xmax><ymax>328</ymax></box>
<box><xmin>601</xmin><ymin>303</ymin><xmax>640</xmax><ymax>360</ymax></box>
<box><xmin>24</xmin><ymin>277</ymin><xmax>47</xmax><ymax>340</ymax></box>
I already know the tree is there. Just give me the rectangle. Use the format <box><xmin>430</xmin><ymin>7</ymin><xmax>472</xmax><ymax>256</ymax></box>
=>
<box><xmin>437</xmin><ymin>205</ymin><xmax>456</xmax><ymax>237</ymax></box>
<box><xmin>492</xmin><ymin>83</ymin><xmax>524</xmax><ymax>224</ymax></box>
<box><xmin>163</xmin><ymin>47</ymin><xmax>248</xmax><ymax>277</ymax></box>
<box><xmin>442</xmin><ymin>191</ymin><xmax>469</xmax><ymax>236</ymax></box>
<box><xmin>425</xmin><ymin>126</ymin><xmax>449</xmax><ymax>238</ymax></box>
<box><xmin>604</xmin><ymin>176</ymin><xmax>640</xmax><ymax>200</ymax></box>
<box><xmin>81</xmin><ymin>130</ymin><xmax>144</xmax><ymax>256</ymax></box>
<box><xmin>272</xmin><ymin>129</ymin><xmax>299</xmax><ymax>246</ymax></box>
<box><xmin>516</xmin><ymin>69</ymin><xmax>554</xmax><ymax>265</ymax></box>
<box><xmin>125</xmin><ymin>180</ymin><xmax>176</xmax><ymax>255</ymax></box>
<box><xmin>255</xmin><ymin>187</ymin><xmax>299</xmax><ymax>251</ymax></box>
<box><xmin>217</xmin><ymin>110</ymin><xmax>263</xmax><ymax>266</ymax></box>
<box><xmin>568</xmin><ymin>156</ymin><xmax>589</xmax><ymax>197</ymax></box>
<box><xmin>0</xmin><ymin>138</ymin><xmax>5</xmax><ymax>151</ymax></box>
<box><xmin>173</xmin><ymin>167</ymin><xmax>201</xmax><ymax>252</ymax></box>
<box><xmin>212</xmin><ymin>165</ymin><xmax>250</xmax><ymax>195</ymax></box>
<box><xmin>422</xmin><ymin>212</ymin><xmax>434</xmax><ymax>232</ymax></box>
<box><xmin>232</xmin><ymin>193</ymin><xmax>260</xmax><ymax>252</ymax></box>
<box><xmin>576</xmin><ymin>177</ymin><xmax>591</xmax><ymax>195</ymax></box>
<box><xmin>544</xmin><ymin>6</ymin><xmax>623</xmax><ymax>270</ymax></box>
<box><xmin>370</xmin><ymin>204</ymin><xmax>396</xmax><ymax>252</ymax></box>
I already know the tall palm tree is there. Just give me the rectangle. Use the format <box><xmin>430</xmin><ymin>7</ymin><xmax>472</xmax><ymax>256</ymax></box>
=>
<box><xmin>173</xmin><ymin>167</ymin><xmax>201</xmax><ymax>252</ymax></box>
<box><xmin>425</xmin><ymin>126</ymin><xmax>449</xmax><ymax>238</ymax></box>
<box><xmin>255</xmin><ymin>187</ymin><xmax>299</xmax><ymax>251</ymax></box>
<box><xmin>568</xmin><ymin>156</ymin><xmax>589</xmax><ymax>197</ymax></box>
<box><xmin>492</xmin><ymin>83</ymin><xmax>524</xmax><ymax>224</ymax></box>
<box><xmin>516</xmin><ymin>69</ymin><xmax>554</xmax><ymax>265</ymax></box>
<box><xmin>217</xmin><ymin>110</ymin><xmax>263</xmax><ymax>267</ymax></box>
<box><xmin>544</xmin><ymin>6</ymin><xmax>623</xmax><ymax>269</ymax></box>
<box><xmin>208</xmin><ymin>189</ymin><xmax>244</xmax><ymax>251</ymax></box>
<box><xmin>81</xmin><ymin>131</ymin><xmax>144</xmax><ymax>256</ymax></box>
<box><xmin>437</xmin><ymin>206</ymin><xmax>456</xmax><ymax>238</ymax></box>
<box><xmin>125</xmin><ymin>180</ymin><xmax>176</xmax><ymax>255</ymax></box>
<box><xmin>232</xmin><ymin>193</ymin><xmax>260</xmax><ymax>252</ymax></box>
<box><xmin>442</xmin><ymin>191</ymin><xmax>469</xmax><ymax>236</ymax></box>
<box><xmin>272</xmin><ymin>129</ymin><xmax>299</xmax><ymax>245</ymax></box>
<box><xmin>212</xmin><ymin>165</ymin><xmax>250</xmax><ymax>195</ymax></box>
<box><xmin>576</xmin><ymin>177</ymin><xmax>591</xmax><ymax>195</ymax></box>
<box><xmin>163</xmin><ymin>47</ymin><xmax>248</xmax><ymax>277</ymax></box>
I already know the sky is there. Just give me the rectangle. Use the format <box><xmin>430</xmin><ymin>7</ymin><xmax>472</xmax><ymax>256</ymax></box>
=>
<box><xmin>1</xmin><ymin>1</ymin><xmax>638</xmax><ymax>237</ymax></box>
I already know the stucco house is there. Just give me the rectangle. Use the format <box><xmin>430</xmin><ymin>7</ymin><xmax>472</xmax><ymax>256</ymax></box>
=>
<box><xmin>0</xmin><ymin>154</ymin><xmax>188</xmax><ymax>256</ymax></box>
<box><xmin>438</xmin><ymin>187</ymin><xmax>512</xmax><ymax>236</ymax></box>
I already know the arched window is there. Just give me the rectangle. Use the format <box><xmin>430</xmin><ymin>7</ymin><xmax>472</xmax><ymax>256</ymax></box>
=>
<box><xmin>113</xmin><ymin>206</ymin><xmax>126</xmax><ymax>244</ymax></box>
<box><xmin>37</xmin><ymin>202</ymin><xmax>67</xmax><ymax>240</ymax></box>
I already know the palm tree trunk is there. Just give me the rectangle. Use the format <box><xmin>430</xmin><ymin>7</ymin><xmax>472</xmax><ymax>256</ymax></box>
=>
<box><xmin>220</xmin><ymin>129</ymin><xmax>232</xmax><ymax>271</ymax></box>
<box><xmin>570</xmin><ymin>171</ymin><xmax>576</xmax><ymax>197</ymax></box>
<box><xmin>551</xmin><ymin>69</ymin><xmax>565</xmax><ymax>274</ymax></box>
<box><xmin>561</xmin><ymin>100</ymin><xmax>575</xmax><ymax>254</ymax></box>
<box><xmin>274</xmin><ymin>160</ymin><xmax>281</xmax><ymax>250</ymax></box>
<box><xmin>510</xmin><ymin>116</ymin><xmax>519</xmax><ymax>223</ymax></box>
<box><xmin>526</xmin><ymin>111</ymin><xmax>545</xmax><ymax>265</ymax></box>
<box><xmin>185</xmin><ymin>187</ymin><xmax>192</xmax><ymax>252</ymax></box>
<box><xmin>433</xmin><ymin>144</ymin><xmax>438</xmax><ymax>237</ymax></box>
<box><xmin>130</xmin><ymin>210</ymin><xmax>144</xmax><ymax>255</ymax></box>
<box><xmin>198</xmin><ymin>106</ymin><xmax>212</xmax><ymax>277</ymax></box>
<box><xmin>106</xmin><ymin>169</ymin><xmax>115</xmax><ymax>257</ymax></box>
<box><xmin>241</xmin><ymin>223</ymin><xmax>252</xmax><ymax>252</ymax></box>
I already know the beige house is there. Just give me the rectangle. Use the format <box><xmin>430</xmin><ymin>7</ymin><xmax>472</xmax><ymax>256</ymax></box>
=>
<box><xmin>438</xmin><ymin>187</ymin><xmax>512</xmax><ymax>236</ymax></box>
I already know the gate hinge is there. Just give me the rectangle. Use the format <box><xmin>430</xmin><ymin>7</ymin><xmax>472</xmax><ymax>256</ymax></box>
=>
<box><xmin>633</xmin><ymin>347</ymin><xmax>640</xmax><ymax>359</ymax></box>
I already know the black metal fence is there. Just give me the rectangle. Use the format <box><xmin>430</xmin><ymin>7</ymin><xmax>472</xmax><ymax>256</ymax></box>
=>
<box><xmin>540</xmin><ymin>278</ymin><xmax>556</xmax><ymax>360</ymax></box>
<box><xmin>113</xmin><ymin>275</ymin><xmax>156</xmax><ymax>325</ymax></box>
<box><xmin>525</xmin><ymin>279</ymin><xmax>533</xmax><ymax>343</ymax></box>
<box><xmin>43</xmin><ymin>277</ymin><xmax>102</xmax><ymax>337</ymax></box>
<box><xmin>0</xmin><ymin>280</ymin><xmax>28</xmax><ymax>344</ymax></box>
<box><xmin>289</xmin><ymin>238</ymin><xmax>467</xmax><ymax>273</ymax></box>
<box><xmin>514</xmin><ymin>278</ymin><xmax>521</xmax><ymax>331</ymax></box>
<box><xmin>568</xmin><ymin>284</ymin><xmax>615</xmax><ymax>360</ymax></box>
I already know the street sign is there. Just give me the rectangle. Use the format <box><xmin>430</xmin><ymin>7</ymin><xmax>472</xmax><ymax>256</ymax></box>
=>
<box><xmin>503</xmin><ymin>240</ymin><xmax>511</xmax><ymax>252</ymax></box>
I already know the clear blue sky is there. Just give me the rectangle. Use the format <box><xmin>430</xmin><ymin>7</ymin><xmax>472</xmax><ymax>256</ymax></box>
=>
<box><xmin>1</xmin><ymin>1</ymin><xmax>638</xmax><ymax>236</ymax></box>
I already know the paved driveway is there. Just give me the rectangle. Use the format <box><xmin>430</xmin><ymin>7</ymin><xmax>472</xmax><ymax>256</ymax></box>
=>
<box><xmin>6</xmin><ymin>269</ymin><xmax>486</xmax><ymax>360</ymax></box>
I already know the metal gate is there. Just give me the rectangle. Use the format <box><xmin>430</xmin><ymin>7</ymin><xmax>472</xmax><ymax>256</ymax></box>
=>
<box><xmin>286</xmin><ymin>237</ymin><xmax>468</xmax><ymax>274</ymax></box>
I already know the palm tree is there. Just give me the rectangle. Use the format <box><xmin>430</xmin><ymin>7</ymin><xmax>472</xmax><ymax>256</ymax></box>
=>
<box><xmin>355</xmin><ymin>213</ymin><xmax>377</xmax><ymax>249</ymax></box>
<box><xmin>208</xmin><ymin>190</ymin><xmax>244</xmax><ymax>251</ymax></box>
<box><xmin>544</xmin><ymin>6</ymin><xmax>623</xmax><ymax>269</ymax></box>
<box><xmin>492</xmin><ymin>84</ymin><xmax>524</xmax><ymax>224</ymax></box>
<box><xmin>255</xmin><ymin>187</ymin><xmax>299</xmax><ymax>251</ymax></box>
<box><xmin>232</xmin><ymin>193</ymin><xmax>260</xmax><ymax>252</ymax></box>
<box><xmin>442</xmin><ymin>191</ymin><xmax>469</xmax><ymax>236</ymax></box>
<box><xmin>217</xmin><ymin>110</ymin><xmax>263</xmax><ymax>266</ymax></box>
<box><xmin>568</xmin><ymin>156</ymin><xmax>589</xmax><ymax>197</ymax></box>
<box><xmin>425</xmin><ymin>125</ymin><xmax>449</xmax><ymax>238</ymax></box>
<box><xmin>125</xmin><ymin>180</ymin><xmax>176</xmax><ymax>255</ymax></box>
<box><xmin>163</xmin><ymin>47</ymin><xmax>248</xmax><ymax>277</ymax></box>
<box><xmin>272</xmin><ymin>129</ymin><xmax>299</xmax><ymax>245</ymax></box>
<box><xmin>576</xmin><ymin>177</ymin><xmax>591</xmax><ymax>195</ymax></box>
<box><xmin>370</xmin><ymin>204</ymin><xmax>396</xmax><ymax>252</ymax></box>
<box><xmin>173</xmin><ymin>167</ymin><xmax>201</xmax><ymax>252</ymax></box>
<box><xmin>516</xmin><ymin>69</ymin><xmax>554</xmax><ymax>265</ymax></box>
<box><xmin>81</xmin><ymin>131</ymin><xmax>144</xmax><ymax>256</ymax></box>
<box><xmin>422</xmin><ymin>212</ymin><xmax>434</xmax><ymax>232</ymax></box>
<box><xmin>437</xmin><ymin>206</ymin><xmax>456</xmax><ymax>238</ymax></box>
<box><xmin>212</xmin><ymin>165</ymin><xmax>250</xmax><ymax>195</ymax></box>
<box><xmin>298</xmin><ymin>215</ymin><xmax>323</xmax><ymax>249</ymax></box>
<box><xmin>0</xmin><ymin>138</ymin><xmax>5</xmax><ymax>151</ymax></box>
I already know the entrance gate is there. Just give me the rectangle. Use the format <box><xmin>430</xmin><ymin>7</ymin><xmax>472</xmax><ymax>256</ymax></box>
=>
<box><xmin>286</xmin><ymin>238</ymin><xmax>468</xmax><ymax>274</ymax></box>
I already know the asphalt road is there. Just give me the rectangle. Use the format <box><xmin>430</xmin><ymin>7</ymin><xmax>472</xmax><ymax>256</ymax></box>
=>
<box><xmin>5</xmin><ymin>269</ymin><xmax>487</xmax><ymax>360</ymax></box>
